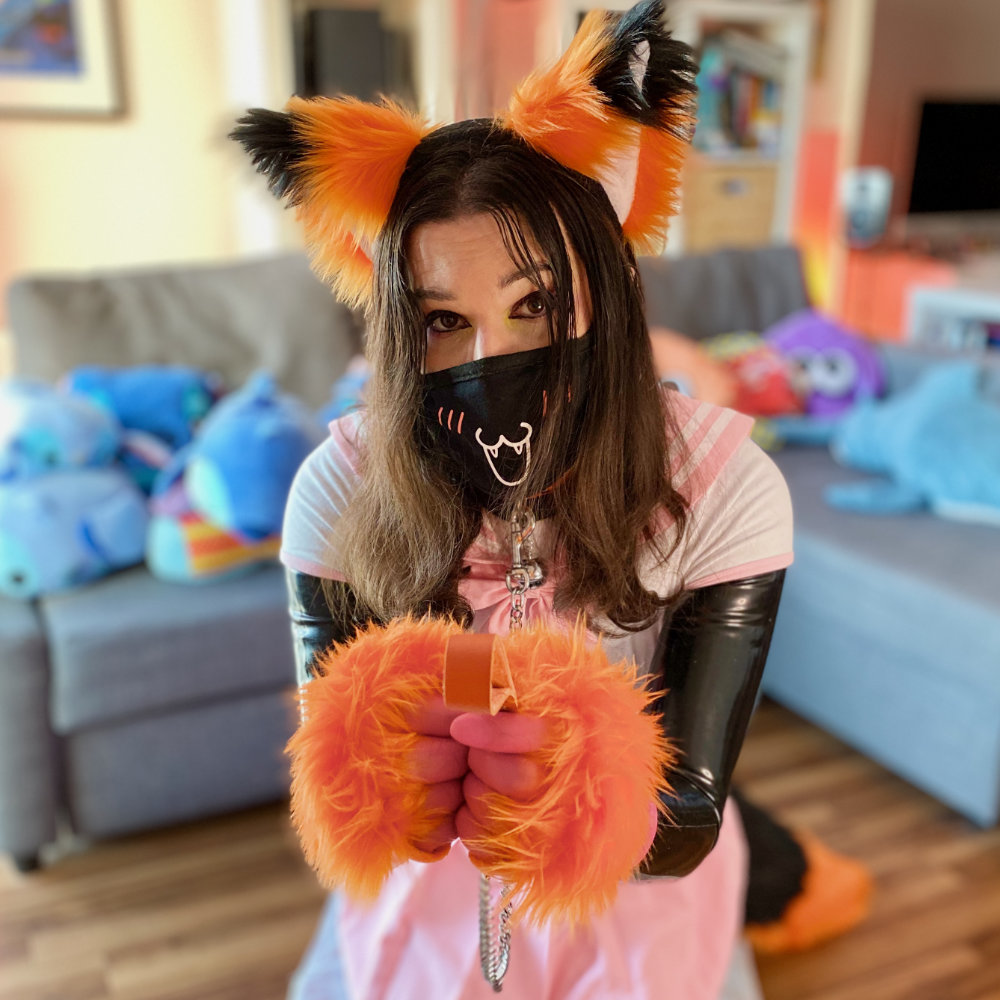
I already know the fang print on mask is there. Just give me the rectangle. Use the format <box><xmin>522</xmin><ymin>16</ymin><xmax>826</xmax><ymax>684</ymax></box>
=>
<box><xmin>427</xmin><ymin>397</ymin><xmax>539</xmax><ymax>505</ymax></box>
<box><xmin>475</xmin><ymin>423</ymin><xmax>533</xmax><ymax>486</ymax></box>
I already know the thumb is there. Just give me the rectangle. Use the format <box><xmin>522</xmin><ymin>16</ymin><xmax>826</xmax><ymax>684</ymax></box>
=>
<box><xmin>450</xmin><ymin>711</ymin><xmax>550</xmax><ymax>753</ymax></box>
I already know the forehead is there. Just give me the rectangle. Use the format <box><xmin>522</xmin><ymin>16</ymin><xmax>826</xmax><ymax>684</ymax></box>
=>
<box><xmin>406</xmin><ymin>213</ymin><xmax>546</xmax><ymax>288</ymax></box>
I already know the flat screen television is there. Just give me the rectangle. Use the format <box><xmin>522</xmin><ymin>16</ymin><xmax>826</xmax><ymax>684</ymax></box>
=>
<box><xmin>905</xmin><ymin>99</ymin><xmax>1000</xmax><ymax>242</ymax></box>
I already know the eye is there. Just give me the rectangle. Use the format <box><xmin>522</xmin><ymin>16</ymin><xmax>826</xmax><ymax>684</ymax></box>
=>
<box><xmin>425</xmin><ymin>311</ymin><xmax>469</xmax><ymax>335</ymax></box>
<box><xmin>807</xmin><ymin>349</ymin><xmax>858</xmax><ymax>397</ymax></box>
<box><xmin>512</xmin><ymin>290</ymin><xmax>551</xmax><ymax>320</ymax></box>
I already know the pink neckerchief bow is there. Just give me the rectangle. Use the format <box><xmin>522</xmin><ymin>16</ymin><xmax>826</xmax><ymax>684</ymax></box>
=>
<box><xmin>457</xmin><ymin>539</ymin><xmax>559</xmax><ymax>636</ymax></box>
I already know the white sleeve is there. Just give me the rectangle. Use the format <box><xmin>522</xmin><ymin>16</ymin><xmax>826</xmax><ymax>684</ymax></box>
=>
<box><xmin>279</xmin><ymin>413</ymin><xmax>362</xmax><ymax>580</ymax></box>
<box><xmin>680</xmin><ymin>437</ymin><xmax>794</xmax><ymax>589</ymax></box>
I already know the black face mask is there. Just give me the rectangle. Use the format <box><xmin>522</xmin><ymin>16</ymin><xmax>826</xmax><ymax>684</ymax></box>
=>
<box><xmin>421</xmin><ymin>336</ymin><xmax>591</xmax><ymax>513</ymax></box>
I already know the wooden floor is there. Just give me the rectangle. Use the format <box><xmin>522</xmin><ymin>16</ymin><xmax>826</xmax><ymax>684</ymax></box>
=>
<box><xmin>2</xmin><ymin>699</ymin><xmax>999</xmax><ymax>1000</ymax></box>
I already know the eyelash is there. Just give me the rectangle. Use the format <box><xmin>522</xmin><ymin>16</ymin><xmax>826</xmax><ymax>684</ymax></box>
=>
<box><xmin>424</xmin><ymin>289</ymin><xmax>553</xmax><ymax>335</ymax></box>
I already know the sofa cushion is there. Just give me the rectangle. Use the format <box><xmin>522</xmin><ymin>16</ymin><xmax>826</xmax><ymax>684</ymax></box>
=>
<box><xmin>40</xmin><ymin>564</ymin><xmax>297</xmax><ymax>733</ymax></box>
<box><xmin>766</xmin><ymin>446</ymin><xmax>1000</xmax><ymax>824</ymax></box>
<box><xmin>64</xmin><ymin>689</ymin><xmax>294</xmax><ymax>838</ymax></box>
<box><xmin>878</xmin><ymin>342</ymin><xmax>1000</xmax><ymax>400</ymax></box>
<box><xmin>6</xmin><ymin>253</ymin><xmax>363</xmax><ymax>409</ymax></box>
<box><xmin>773</xmin><ymin>446</ymin><xmax>1000</xmax><ymax>688</ymax></box>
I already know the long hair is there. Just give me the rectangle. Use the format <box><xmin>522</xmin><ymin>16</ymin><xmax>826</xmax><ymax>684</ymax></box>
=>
<box><xmin>335</xmin><ymin>120</ymin><xmax>688</xmax><ymax>633</ymax></box>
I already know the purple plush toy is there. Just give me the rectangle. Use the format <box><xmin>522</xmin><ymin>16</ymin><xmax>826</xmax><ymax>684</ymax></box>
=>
<box><xmin>764</xmin><ymin>310</ymin><xmax>884</xmax><ymax>418</ymax></box>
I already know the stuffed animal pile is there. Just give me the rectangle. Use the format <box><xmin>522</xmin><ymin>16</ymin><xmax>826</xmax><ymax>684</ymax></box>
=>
<box><xmin>66</xmin><ymin>365</ymin><xmax>220</xmax><ymax>492</ymax></box>
<box><xmin>0</xmin><ymin>366</ymin><xmax>331</xmax><ymax>598</ymax></box>
<box><xmin>648</xmin><ymin>310</ymin><xmax>885</xmax><ymax>450</ymax></box>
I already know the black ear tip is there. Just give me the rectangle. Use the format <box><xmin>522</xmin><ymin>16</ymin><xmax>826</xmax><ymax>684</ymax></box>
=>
<box><xmin>229</xmin><ymin>107</ymin><xmax>281</xmax><ymax>143</ymax></box>
<box><xmin>228</xmin><ymin>107</ymin><xmax>307</xmax><ymax>203</ymax></box>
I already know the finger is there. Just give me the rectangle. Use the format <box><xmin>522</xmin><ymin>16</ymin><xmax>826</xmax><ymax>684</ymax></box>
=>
<box><xmin>424</xmin><ymin>778</ymin><xmax>465</xmax><ymax>819</ymax></box>
<box><xmin>461</xmin><ymin>771</ymin><xmax>494</xmax><ymax>826</ymax></box>
<box><xmin>455</xmin><ymin>804</ymin><xmax>492</xmax><ymax>864</ymax></box>
<box><xmin>406</xmin><ymin>694</ymin><xmax>465</xmax><ymax>737</ymax></box>
<box><xmin>408</xmin><ymin>736</ymin><xmax>468</xmax><ymax>783</ymax></box>
<box><xmin>408</xmin><ymin>780</ymin><xmax>464</xmax><ymax>858</ymax></box>
<box><xmin>450</xmin><ymin>711</ymin><xmax>550</xmax><ymax>753</ymax></box>
<box><xmin>468</xmin><ymin>747</ymin><xmax>546</xmax><ymax>802</ymax></box>
<box><xmin>410</xmin><ymin>816</ymin><xmax>458</xmax><ymax>857</ymax></box>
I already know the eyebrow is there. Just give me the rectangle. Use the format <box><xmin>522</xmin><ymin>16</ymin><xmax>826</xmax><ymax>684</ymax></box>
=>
<box><xmin>500</xmin><ymin>263</ymin><xmax>552</xmax><ymax>289</ymax></box>
<box><xmin>413</xmin><ymin>263</ymin><xmax>552</xmax><ymax>301</ymax></box>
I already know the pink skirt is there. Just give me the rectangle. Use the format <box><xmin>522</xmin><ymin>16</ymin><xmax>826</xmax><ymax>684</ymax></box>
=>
<box><xmin>331</xmin><ymin>799</ymin><xmax>748</xmax><ymax>1000</ymax></box>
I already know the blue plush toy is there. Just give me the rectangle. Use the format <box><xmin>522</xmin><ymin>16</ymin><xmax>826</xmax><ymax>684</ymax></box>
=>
<box><xmin>65</xmin><ymin>365</ymin><xmax>221</xmax><ymax>493</ymax></box>
<box><xmin>147</xmin><ymin>372</ymin><xmax>325</xmax><ymax>582</ymax></box>
<box><xmin>0</xmin><ymin>379</ymin><xmax>120</xmax><ymax>481</ymax></box>
<box><xmin>186</xmin><ymin>372</ymin><xmax>325</xmax><ymax>538</ymax></box>
<box><xmin>317</xmin><ymin>354</ymin><xmax>370</xmax><ymax>426</ymax></box>
<box><xmin>827</xmin><ymin>361</ymin><xmax>1000</xmax><ymax>525</ymax></box>
<box><xmin>66</xmin><ymin>365</ymin><xmax>219</xmax><ymax>450</ymax></box>
<box><xmin>0</xmin><ymin>468</ymin><xmax>149</xmax><ymax>598</ymax></box>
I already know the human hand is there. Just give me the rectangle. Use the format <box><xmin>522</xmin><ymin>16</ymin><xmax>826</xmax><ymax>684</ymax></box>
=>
<box><xmin>403</xmin><ymin>694</ymin><xmax>469</xmax><ymax>859</ymax></box>
<box><xmin>449</xmin><ymin>711</ymin><xmax>551</xmax><ymax>862</ymax></box>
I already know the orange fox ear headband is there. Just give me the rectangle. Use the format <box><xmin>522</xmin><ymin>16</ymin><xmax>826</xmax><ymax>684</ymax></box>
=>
<box><xmin>230</xmin><ymin>0</ymin><xmax>696</xmax><ymax>310</ymax></box>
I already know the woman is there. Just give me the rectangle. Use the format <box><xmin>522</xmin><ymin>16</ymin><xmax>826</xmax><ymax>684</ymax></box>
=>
<box><xmin>233</xmin><ymin>2</ymin><xmax>791</xmax><ymax>996</ymax></box>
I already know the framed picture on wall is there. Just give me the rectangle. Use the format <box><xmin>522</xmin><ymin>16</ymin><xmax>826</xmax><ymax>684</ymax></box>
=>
<box><xmin>0</xmin><ymin>0</ymin><xmax>123</xmax><ymax>116</ymax></box>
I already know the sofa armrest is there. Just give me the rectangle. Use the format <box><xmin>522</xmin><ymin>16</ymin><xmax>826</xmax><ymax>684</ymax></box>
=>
<box><xmin>0</xmin><ymin>599</ymin><xmax>59</xmax><ymax>867</ymax></box>
<box><xmin>638</xmin><ymin>245</ymin><xmax>810</xmax><ymax>340</ymax></box>
<box><xmin>877</xmin><ymin>341</ymin><xmax>1000</xmax><ymax>401</ymax></box>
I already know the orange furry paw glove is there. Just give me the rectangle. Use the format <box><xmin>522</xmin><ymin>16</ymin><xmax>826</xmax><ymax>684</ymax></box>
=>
<box><xmin>287</xmin><ymin>616</ymin><xmax>675</xmax><ymax>925</ymax></box>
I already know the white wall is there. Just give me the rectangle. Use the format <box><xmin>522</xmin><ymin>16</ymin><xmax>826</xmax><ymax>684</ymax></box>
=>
<box><xmin>0</xmin><ymin>0</ymin><xmax>301</xmax><ymax>345</ymax></box>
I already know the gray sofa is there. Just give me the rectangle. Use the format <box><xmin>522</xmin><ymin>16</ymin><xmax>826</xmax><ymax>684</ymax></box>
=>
<box><xmin>762</xmin><ymin>346</ymin><xmax>1000</xmax><ymax>828</ymax></box>
<box><xmin>0</xmin><ymin>253</ymin><xmax>362</xmax><ymax>871</ymax></box>
<box><xmin>639</xmin><ymin>250</ymin><xmax>1000</xmax><ymax>829</ymax></box>
<box><xmin>3</xmin><ymin>245</ymin><xmax>997</xmax><ymax>877</ymax></box>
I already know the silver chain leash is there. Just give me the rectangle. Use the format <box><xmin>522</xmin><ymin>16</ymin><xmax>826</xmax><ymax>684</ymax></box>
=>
<box><xmin>479</xmin><ymin>873</ymin><xmax>513</xmax><ymax>991</ymax></box>
<box><xmin>478</xmin><ymin>504</ymin><xmax>544</xmax><ymax>992</ymax></box>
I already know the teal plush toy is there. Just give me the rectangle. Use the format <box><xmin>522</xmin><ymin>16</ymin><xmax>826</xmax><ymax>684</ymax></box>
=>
<box><xmin>147</xmin><ymin>372</ymin><xmax>325</xmax><ymax>582</ymax></box>
<box><xmin>827</xmin><ymin>361</ymin><xmax>1000</xmax><ymax>525</ymax></box>
<box><xmin>0</xmin><ymin>468</ymin><xmax>148</xmax><ymax>598</ymax></box>
<box><xmin>0</xmin><ymin>379</ymin><xmax>120</xmax><ymax>481</ymax></box>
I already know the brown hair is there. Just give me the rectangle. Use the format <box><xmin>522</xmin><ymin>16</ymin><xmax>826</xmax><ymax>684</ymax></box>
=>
<box><xmin>334</xmin><ymin>120</ymin><xmax>688</xmax><ymax>633</ymax></box>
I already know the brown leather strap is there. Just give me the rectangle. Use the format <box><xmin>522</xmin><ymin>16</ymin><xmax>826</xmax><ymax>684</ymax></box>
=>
<box><xmin>443</xmin><ymin>633</ymin><xmax>517</xmax><ymax>715</ymax></box>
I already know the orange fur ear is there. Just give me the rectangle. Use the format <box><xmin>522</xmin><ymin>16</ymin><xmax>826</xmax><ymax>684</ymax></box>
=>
<box><xmin>290</xmin><ymin>96</ymin><xmax>429</xmax><ymax>310</ymax></box>
<box><xmin>501</xmin><ymin>0</ymin><xmax>697</xmax><ymax>254</ymax></box>
<box><xmin>622</xmin><ymin>122</ymin><xmax>693</xmax><ymax>255</ymax></box>
<box><xmin>502</xmin><ymin>10</ymin><xmax>636</xmax><ymax>181</ymax></box>
<box><xmin>230</xmin><ymin>97</ymin><xmax>430</xmax><ymax>311</ymax></box>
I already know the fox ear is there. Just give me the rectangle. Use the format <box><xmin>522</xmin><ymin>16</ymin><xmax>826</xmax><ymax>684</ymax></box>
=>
<box><xmin>230</xmin><ymin>97</ymin><xmax>429</xmax><ymax>310</ymax></box>
<box><xmin>502</xmin><ymin>0</ymin><xmax>697</xmax><ymax>255</ymax></box>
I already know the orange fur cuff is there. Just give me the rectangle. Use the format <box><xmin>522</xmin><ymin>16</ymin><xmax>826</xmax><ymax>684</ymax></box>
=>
<box><xmin>287</xmin><ymin>616</ymin><xmax>675</xmax><ymax>925</ymax></box>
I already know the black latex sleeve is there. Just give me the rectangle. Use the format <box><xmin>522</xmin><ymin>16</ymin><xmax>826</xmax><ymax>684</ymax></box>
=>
<box><xmin>285</xmin><ymin>569</ymin><xmax>371</xmax><ymax>687</ymax></box>
<box><xmin>286</xmin><ymin>567</ymin><xmax>785</xmax><ymax>879</ymax></box>
<box><xmin>639</xmin><ymin>570</ymin><xmax>786</xmax><ymax>879</ymax></box>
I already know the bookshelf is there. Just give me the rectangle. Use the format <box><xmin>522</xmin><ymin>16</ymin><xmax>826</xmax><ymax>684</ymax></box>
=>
<box><xmin>668</xmin><ymin>0</ymin><xmax>813</xmax><ymax>255</ymax></box>
<box><xmin>554</xmin><ymin>0</ymin><xmax>812</xmax><ymax>254</ymax></box>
